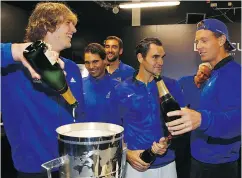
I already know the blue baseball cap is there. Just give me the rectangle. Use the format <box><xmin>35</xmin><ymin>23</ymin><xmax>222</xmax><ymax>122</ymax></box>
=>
<box><xmin>196</xmin><ymin>19</ymin><xmax>235</xmax><ymax>51</ymax></box>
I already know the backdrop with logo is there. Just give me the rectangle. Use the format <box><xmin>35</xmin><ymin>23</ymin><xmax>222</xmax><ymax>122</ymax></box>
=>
<box><xmin>119</xmin><ymin>23</ymin><xmax>241</xmax><ymax>80</ymax></box>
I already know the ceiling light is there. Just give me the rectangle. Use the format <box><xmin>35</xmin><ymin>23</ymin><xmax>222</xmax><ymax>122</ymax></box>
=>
<box><xmin>119</xmin><ymin>1</ymin><xmax>180</xmax><ymax>9</ymax></box>
<box><xmin>210</xmin><ymin>3</ymin><xmax>217</xmax><ymax>7</ymax></box>
<box><xmin>112</xmin><ymin>6</ymin><xmax>119</xmax><ymax>14</ymax></box>
<box><xmin>228</xmin><ymin>2</ymin><xmax>233</xmax><ymax>7</ymax></box>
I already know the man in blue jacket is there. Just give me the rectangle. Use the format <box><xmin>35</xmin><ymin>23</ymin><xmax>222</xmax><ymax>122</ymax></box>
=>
<box><xmin>112</xmin><ymin>37</ymin><xmax>184</xmax><ymax>178</ymax></box>
<box><xmin>1</xmin><ymin>2</ymin><xmax>85</xmax><ymax>178</ymax></box>
<box><xmin>178</xmin><ymin>62</ymin><xmax>212</xmax><ymax>110</ymax></box>
<box><xmin>177</xmin><ymin>62</ymin><xmax>212</xmax><ymax>178</ymax></box>
<box><xmin>82</xmin><ymin>43</ymin><xmax>120</xmax><ymax>125</ymax></box>
<box><xmin>167</xmin><ymin>19</ymin><xmax>241</xmax><ymax>178</ymax></box>
<box><xmin>104</xmin><ymin>36</ymin><xmax>135</xmax><ymax>82</ymax></box>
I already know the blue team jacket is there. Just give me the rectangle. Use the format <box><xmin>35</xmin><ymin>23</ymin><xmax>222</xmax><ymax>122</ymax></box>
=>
<box><xmin>178</xmin><ymin>75</ymin><xmax>203</xmax><ymax>110</ymax></box>
<box><xmin>109</xmin><ymin>61</ymin><xmax>135</xmax><ymax>82</ymax></box>
<box><xmin>192</xmin><ymin>56</ymin><xmax>241</xmax><ymax>164</ymax></box>
<box><xmin>1</xmin><ymin>43</ymin><xmax>85</xmax><ymax>173</ymax></box>
<box><xmin>82</xmin><ymin>73</ymin><xmax>120</xmax><ymax>125</ymax></box>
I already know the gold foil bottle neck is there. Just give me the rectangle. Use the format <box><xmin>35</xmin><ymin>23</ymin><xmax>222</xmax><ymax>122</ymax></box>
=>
<box><xmin>156</xmin><ymin>79</ymin><xmax>169</xmax><ymax>98</ymax></box>
<box><xmin>61</xmin><ymin>87</ymin><xmax>77</xmax><ymax>105</ymax></box>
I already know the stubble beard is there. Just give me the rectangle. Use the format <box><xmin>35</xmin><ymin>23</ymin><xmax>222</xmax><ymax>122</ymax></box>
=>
<box><xmin>107</xmin><ymin>55</ymin><xmax>119</xmax><ymax>62</ymax></box>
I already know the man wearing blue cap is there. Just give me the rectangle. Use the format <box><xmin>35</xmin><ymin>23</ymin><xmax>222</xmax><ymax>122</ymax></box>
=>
<box><xmin>166</xmin><ymin>19</ymin><xmax>241</xmax><ymax>178</ymax></box>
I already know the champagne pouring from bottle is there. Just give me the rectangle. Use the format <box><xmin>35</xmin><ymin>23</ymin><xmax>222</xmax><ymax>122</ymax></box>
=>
<box><xmin>140</xmin><ymin>74</ymin><xmax>182</xmax><ymax>164</ymax></box>
<box><xmin>23</xmin><ymin>40</ymin><xmax>79</xmax><ymax>121</ymax></box>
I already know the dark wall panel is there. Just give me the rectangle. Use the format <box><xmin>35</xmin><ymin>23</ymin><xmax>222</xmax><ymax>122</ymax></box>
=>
<box><xmin>120</xmin><ymin>23</ymin><xmax>241</xmax><ymax>79</ymax></box>
<box><xmin>1</xmin><ymin>2</ymin><xmax>29</xmax><ymax>43</ymax></box>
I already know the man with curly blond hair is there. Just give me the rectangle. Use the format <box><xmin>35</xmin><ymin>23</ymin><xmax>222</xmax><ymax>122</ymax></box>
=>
<box><xmin>1</xmin><ymin>2</ymin><xmax>85</xmax><ymax>178</ymax></box>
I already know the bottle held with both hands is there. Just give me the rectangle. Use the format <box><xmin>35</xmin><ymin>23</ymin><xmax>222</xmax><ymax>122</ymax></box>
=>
<box><xmin>140</xmin><ymin>75</ymin><xmax>181</xmax><ymax>164</ymax></box>
<box><xmin>140</xmin><ymin>147</ymin><xmax>156</xmax><ymax>164</ymax></box>
<box><xmin>23</xmin><ymin>40</ymin><xmax>78</xmax><ymax>118</ymax></box>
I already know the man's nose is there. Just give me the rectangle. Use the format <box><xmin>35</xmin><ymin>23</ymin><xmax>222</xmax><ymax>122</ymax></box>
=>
<box><xmin>89</xmin><ymin>63</ymin><xmax>95</xmax><ymax>69</ymax></box>
<box><xmin>158</xmin><ymin>58</ymin><xmax>163</xmax><ymax>65</ymax></box>
<box><xmin>196</xmin><ymin>41</ymin><xmax>203</xmax><ymax>51</ymax></box>
<box><xmin>70</xmin><ymin>23</ymin><xmax>77</xmax><ymax>33</ymax></box>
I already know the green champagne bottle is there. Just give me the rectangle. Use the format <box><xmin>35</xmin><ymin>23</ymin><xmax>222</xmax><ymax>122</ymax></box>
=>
<box><xmin>23</xmin><ymin>41</ymin><xmax>78</xmax><ymax>111</ymax></box>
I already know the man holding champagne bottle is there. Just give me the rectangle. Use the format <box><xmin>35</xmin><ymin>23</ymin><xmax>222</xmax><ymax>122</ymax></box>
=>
<box><xmin>1</xmin><ymin>2</ymin><xmax>85</xmax><ymax>178</ymax></box>
<box><xmin>166</xmin><ymin>19</ymin><xmax>241</xmax><ymax>178</ymax></box>
<box><xmin>111</xmin><ymin>37</ymin><xmax>184</xmax><ymax>178</ymax></box>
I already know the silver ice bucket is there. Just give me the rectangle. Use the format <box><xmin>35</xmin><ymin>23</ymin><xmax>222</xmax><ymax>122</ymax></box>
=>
<box><xmin>41</xmin><ymin>122</ymin><xmax>126</xmax><ymax>178</ymax></box>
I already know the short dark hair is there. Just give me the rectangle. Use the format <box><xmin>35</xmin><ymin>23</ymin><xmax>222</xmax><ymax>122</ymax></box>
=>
<box><xmin>84</xmin><ymin>43</ymin><xmax>106</xmax><ymax>60</ymax></box>
<box><xmin>213</xmin><ymin>32</ymin><xmax>231</xmax><ymax>52</ymax></box>
<box><xmin>104</xmin><ymin>36</ymin><xmax>123</xmax><ymax>49</ymax></box>
<box><xmin>135</xmin><ymin>37</ymin><xmax>163</xmax><ymax>58</ymax></box>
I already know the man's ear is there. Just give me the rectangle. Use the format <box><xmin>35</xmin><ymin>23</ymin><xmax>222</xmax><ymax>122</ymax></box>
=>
<box><xmin>219</xmin><ymin>35</ymin><xmax>226</xmax><ymax>46</ymax></box>
<box><xmin>119</xmin><ymin>48</ymin><xmax>123</xmax><ymax>55</ymax></box>
<box><xmin>137</xmin><ymin>53</ymin><xmax>143</xmax><ymax>64</ymax></box>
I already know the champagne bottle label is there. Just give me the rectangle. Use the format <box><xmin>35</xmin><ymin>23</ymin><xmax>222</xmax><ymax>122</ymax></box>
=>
<box><xmin>44</xmin><ymin>50</ymin><xmax>58</xmax><ymax>66</ymax></box>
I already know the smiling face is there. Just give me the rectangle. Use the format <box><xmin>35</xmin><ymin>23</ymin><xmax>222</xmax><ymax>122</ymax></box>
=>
<box><xmin>138</xmin><ymin>44</ymin><xmax>165</xmax><ymax>76</ymax></box>
<box><xmin>84</xmin><ymin>53</ymin><xmax>107</xmax><ymax>79</ymax></box>
<box><xmin>44</xmin><ymin>18</ymin><xmax>77</xmax><ymax>52</ymax></box>
<box><xmin>196</xmin><ymin>65</ymin><xmax>211</xmax><ymax>83</ymax></box>
<box><xmin>104</xmin><ymin>39</ymin><xmax>123</xmax><ymax>62</ymax></box>
<box><xmin>195</xmin><ymin>29</ymin><xmax>222</xmax><ymax>64</ymax></box>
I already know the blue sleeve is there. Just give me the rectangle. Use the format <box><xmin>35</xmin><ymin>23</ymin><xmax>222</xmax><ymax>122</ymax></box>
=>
<box><xmin>109</xmin><ymin>87</ymin><xmax>123</xmax><ymax>126</ymax></box>
<box><xmin>1</xmin><ymin>43</ymin><xmax>15</xmax><ymax>67</ymax></box>
<box><xmin>177</xmin><ymin>77</ymin><xmax>185</xmax><ymax>91</ymax></box>
<box><xmin>166</xmin><ymin>78</ymin><xmax>185</xmax><ymax>107</ymax></box>
<box><xmin>198</xmin><ymin>69</ymin><xmax>241</xmax><ymax>139</ymax></box>
<box><xmin>69</xmin><ymin>62</ymin><xmax>86</xmax><ymax>120</ymax></box>
<box><xmin>172</xmin><ymin>80</ymin><xmax>185</xmax><ymax>107</ymax></box>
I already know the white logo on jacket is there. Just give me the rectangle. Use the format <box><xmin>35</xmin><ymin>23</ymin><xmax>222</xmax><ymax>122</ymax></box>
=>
<box><xmin>106</xmin><ymin>91</ymin><xmax>111</xmax><ymax>98</ymax></box>
<box><xmin>127</xmin><ymin>93</ymin><xmax>134</xmax><ymax>98</ymax></box>
<box><xmin>70</xmin><ymin>77</ymin><xmax>76</xmax><ymax>83</ymax></box>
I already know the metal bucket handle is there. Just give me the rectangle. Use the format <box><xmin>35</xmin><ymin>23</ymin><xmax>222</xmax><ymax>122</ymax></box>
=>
<box><xmin>120</xmin><ymin>146</ymin><xmax>127</xmax><ymax>178</ymax></box>
<box><xmin>41</xmin><ymin>147</ymin><xmax>127</xmax><ymax>178</ymax></box>
<box><xmin>41</xmin><ymin>155</ymin><xmax>69</xmax><ymax>178</ymax></box>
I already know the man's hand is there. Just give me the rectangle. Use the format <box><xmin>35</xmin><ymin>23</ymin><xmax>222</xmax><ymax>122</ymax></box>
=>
<box><xmin>126</xmin><ymin>149</ymin><xmax>150</xmax><ymax>172</ymax></box>
<box><xmin>151</xmin><ymin>137</ymin><xmax>168</xmax><ymax>155</ymax></box>
<box><xmin>11</xmin><ymin>43</ymin><xmax>41</xmax><ymax>79</ymax></box>
<box><xmin>166</xmin><ymin>107</ymin><xmax>202</xmax><ymax>135</ymax></box>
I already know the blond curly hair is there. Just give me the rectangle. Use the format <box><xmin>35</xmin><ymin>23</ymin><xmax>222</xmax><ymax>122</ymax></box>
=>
<box><xmin>24</xmin><ymin>2</ymin><xmax>77</xmax><ymax>42</ymax></box>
